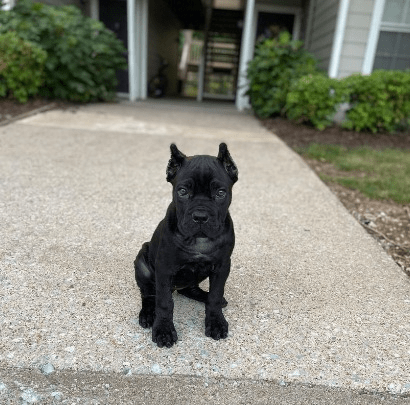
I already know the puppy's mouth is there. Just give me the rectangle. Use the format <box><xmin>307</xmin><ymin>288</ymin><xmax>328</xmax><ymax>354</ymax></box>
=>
<box><xmin>178</xmin><ymin>221</ymin><xmax>219</xmax><ymax>239</ymax></box>
<box><xmin>194</xmin><ymin>230</ymin><xmax>208</xmax><ymax>238</ymax></box>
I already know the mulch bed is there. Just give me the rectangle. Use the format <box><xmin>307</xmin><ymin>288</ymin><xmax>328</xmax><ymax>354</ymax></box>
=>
<box><xmin>262</xmin><ymin>117</ymin><xmax>410</xmax><ymax>278</ymax></box>
<box><xmin>0</xmin><ymin>98</ymin><xmax>78</xmax><ymax>124</ymax></box>
<box><xmin>0</xmin><ymin>98</ymin><xmax>53</xmax><ymax>122</ymax></box>
<box><xmin>262</xmin><ymin>116</ymin><xmax>410</xmax><ymax>150</ymax></box>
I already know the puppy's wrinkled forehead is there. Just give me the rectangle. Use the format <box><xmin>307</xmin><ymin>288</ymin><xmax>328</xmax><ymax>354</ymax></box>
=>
<box><xmin>166</xmin><ymin>143</ymin><xmax>238</xmax><ymax>185</ymax></box>
<box><xmin>182</xmin><ymin>155</ymin><xmax>225</xmax><ymax>184</ymax></box>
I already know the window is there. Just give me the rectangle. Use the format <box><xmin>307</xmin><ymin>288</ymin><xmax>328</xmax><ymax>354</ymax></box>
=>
<box><xmin>374</xmin><ymin>0</ymin><xmax>410</xmax><ymax>70</ymax></box>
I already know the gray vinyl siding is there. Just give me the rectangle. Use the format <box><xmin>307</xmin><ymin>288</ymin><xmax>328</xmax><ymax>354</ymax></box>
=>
<box><xmin>306</xmin><ymin>0</ymin><xmax>339</xmax><ymax>72</ymax></box>
<box><xmin>338</xmin><ymin>0</ymin><xmax>374</xmax><ymax>77</ymax></box>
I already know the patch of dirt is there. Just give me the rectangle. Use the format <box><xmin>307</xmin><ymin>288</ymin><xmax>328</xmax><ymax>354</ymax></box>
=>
<box><xmin>262</xmin><ymin>117</ymin><xmax>410</xmax><ymax>277</ymax></box>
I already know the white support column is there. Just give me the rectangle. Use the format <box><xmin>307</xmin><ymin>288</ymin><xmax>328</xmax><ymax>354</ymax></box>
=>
<box><xmin>197</xmin><ymin>6</ymin><xmax>213</xmax><ymax>102</ymax></box>
<box><xmin>362</xmin><ymin>0</ymin><xmax>386</xmax><ymax>74</ymax></box>
<box><xmin>90</xmin><ymin>0</ymin><xmax>99</xmax><ymax>20</ymax></box>
<box><xmin>135</xmin><ymin>0</ymin><xmax>142</xmax><ymax>98</ymax></box>
<box><xmin>127</xmin><ymin>0</ymin><xmax>138</xmax><ymax>101</ymax></box>
<box><xmin>197</xmin><ymin>52</ymin><xmax>206</xmax><ymax>102</ymax></box>
<box><xmin>236</xmin><ymin>0</ymin><xmax>255</xmax><ymax>110</ymax></box>
<box><xmin>90</xmin><ymin>0</ymin><xmax>99</xmax><ymax>19</ymax></box>
<box><xmin>328</xmin><ymin>0</ymin><xmax>351</xmax><ymax>78</ymax></box>
<box><xmin>139</xmin><ymin>0</ymin><xmax>148</xmax><ymax>99</ymax></box>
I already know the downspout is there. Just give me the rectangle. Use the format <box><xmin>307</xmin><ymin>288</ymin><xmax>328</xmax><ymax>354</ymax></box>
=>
<box><xmin>328</xmin><ymin>0</ymin><xmax>351</xmax><ymax>78</ymax></box>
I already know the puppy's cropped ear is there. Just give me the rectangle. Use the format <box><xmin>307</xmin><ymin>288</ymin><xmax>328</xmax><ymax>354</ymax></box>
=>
<box><xmin>217</xmin><ymin>143</ymin><xmax>238</xmax><ymax>184</ymax></box>
<box><xmin>166</xmin><ymin>144</ymin><xmax>186</xmax><ymax>182</ymax></box>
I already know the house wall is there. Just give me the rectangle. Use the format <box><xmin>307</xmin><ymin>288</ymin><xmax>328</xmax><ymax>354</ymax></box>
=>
<box><xmin>338</xmin><ymin>0</ymin><xmax>373</xmax><ymax>77</ymax></box>
<box><xmin>148</xmin><ymin>0</ymin><xmax>182</xmax><ymax>96</ymax></box>
<box><xmin>305</xmin><ymin>0</ymin><xmax>339</xmax><ymax>73</ymax></box>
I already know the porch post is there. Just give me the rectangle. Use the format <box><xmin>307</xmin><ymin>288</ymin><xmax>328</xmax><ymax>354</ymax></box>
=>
<box><xmin>236</xmin><ymin>0</ymin><xmax>255</xmax><ymax>110</ymax></box>
<box><xmin>197</xmin><ymin>5</ymin><xmax>213</xmax><ymax>102</ymax></box>
<box><xmin>139</xmin><ymin>0</ymin><xmax>148</xmax><ymax>99</ymax></box>
<box><xmin>127</xmin><ymin>0</ymin><xmax>138</xmax><ymax>101</ymax></box>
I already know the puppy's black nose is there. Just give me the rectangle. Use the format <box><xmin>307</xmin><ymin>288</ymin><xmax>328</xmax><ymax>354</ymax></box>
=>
<box><xmin>192</xmin><ymin>211</ymin><xmax>209</xmax><ymax>224</ymax></box>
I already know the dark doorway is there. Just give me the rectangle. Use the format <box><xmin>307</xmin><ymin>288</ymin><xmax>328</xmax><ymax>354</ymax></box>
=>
<box><xmin>99</xmin><ymin>0</ymin><xmax>129</xmax><ymax>93</ymax></box>
<box><xmin>256</xmin><ymin>12</ymin><xmax>295</xmax><ymax>41</ymax></box>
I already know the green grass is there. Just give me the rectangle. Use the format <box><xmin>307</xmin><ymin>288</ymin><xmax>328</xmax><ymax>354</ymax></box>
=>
<box><xmin>297</xmin><ymin>144</ymin><xmax>410</xmax><ymax>203</ymax></box>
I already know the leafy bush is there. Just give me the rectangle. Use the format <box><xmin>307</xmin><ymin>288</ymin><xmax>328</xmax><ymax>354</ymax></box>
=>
<box><xmin>0</xmin><ymin>31</ymin><xmax>47</xmax><ymax>102</ymax></box>
<box><xmin>246</xmin><ymin>32</ymin><xmax>319</xmax><ymax>118</ymax></box>
<box><xmin>0</xmin><ymin>0</ymin><xmax>127</xmax><ymax>102</ymax></box>
<box><xmin>285</xmin><ymin>73</ymin><xmax>349</xmax><ymax>130</ymax></box>
<box><xmin>342</xmin><ymin>70</ymin><xmax>410</xmax><ymax>133</ymax></box>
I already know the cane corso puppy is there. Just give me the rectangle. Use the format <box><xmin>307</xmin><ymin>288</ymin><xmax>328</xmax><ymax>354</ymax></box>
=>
<box><xmin>134</xmin><ymin>143</ymin><xmax>238</xmax><ymax>348</ymax></box>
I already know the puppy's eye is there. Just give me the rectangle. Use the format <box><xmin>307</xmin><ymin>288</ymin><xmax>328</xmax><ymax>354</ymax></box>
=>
<box><xmin>178</xmin><ymin>188</ymin><xmax>189</xmax><ymax>197</ymax></box>
<box><xmin>216</xmin><ymin>189</ymin><xmax>226</xmax><ymax>199</ymax></box>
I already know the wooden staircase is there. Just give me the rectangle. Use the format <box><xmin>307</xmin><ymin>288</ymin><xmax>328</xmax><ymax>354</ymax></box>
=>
<box><xmin>202</xmin><ymin>9</ymin><xmax>243</xmax><ymax>100</ymax></box>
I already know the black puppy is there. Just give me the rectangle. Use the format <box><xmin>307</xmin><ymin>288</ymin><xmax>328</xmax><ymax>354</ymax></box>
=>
<box><xmin>134</xmin><ymin>143</ymin><xmax>238</xmax><ymax>348</ymax></box>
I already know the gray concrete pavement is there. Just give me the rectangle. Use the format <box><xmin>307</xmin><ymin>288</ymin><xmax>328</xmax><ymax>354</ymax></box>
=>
<box><xmin>0</xmin><ymin>99</ymin><xmax>409</xmax><ymax>404</ymax></box>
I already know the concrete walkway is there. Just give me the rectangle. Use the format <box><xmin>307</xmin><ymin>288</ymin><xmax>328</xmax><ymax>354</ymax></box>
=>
<box><xmin>0</xmin><ymin>99</ymin><xmax>409</xmax><ymax>404</ymax></box>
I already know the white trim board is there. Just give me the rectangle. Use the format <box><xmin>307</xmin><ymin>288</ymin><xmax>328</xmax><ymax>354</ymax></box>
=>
<box><xmin>362</xmin><ymin>0</ymin><xmax>386</xmax><ymax>74</ymax></box>
<box><xmin>328</xmin><ymin>0</ymin><xmax>351</xmax><ymax>78</ymax></box>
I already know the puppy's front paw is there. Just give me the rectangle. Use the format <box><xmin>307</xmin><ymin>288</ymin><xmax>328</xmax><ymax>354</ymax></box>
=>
<box><xmin>139</xmin><ymin>306</ymin><xmax>155</xmax><ymax>328</ymax></box>
<box><xmin>152</xmin><ymin>320</ymin><xmax>178</xmax><ymax>348</ymax></box>
<box><xmin>205</xmin><ymin>314</ymin><xmax>228</xmax><ymax>340</ymax></box>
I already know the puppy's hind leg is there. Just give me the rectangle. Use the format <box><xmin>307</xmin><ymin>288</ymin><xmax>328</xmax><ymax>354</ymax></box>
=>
<box><xmin>134</xmin><ymin>243</ymin><xmax>156</xmax><ymax>328</ymax></box>
<box><xmin>178</xmin><ymin>285</ymin><xmax>228</xmax><ymax>308</ymax></box>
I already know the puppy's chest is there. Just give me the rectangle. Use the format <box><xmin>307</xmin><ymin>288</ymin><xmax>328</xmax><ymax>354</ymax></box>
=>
<box><xmin>172</xmin><ymin>262</ymin><xmax>213</xmax><ymax>290</ymax></box>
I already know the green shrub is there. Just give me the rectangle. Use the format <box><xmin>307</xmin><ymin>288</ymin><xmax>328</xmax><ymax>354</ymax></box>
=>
<box><xmin>285</xmin><ymin>73</ymin><xmax>349</xmax><ymax>130</ymax></box>
<box><xmin>0</xmin><ymin>0</ymin><xmax>127</xmax><ymax>102</ymax></box>
<box><xmin>246</xmin><ymin>32</ymin><xmax>319</xmax><ymax>118</ymax></box>
<box><xmin>0</xmin><ymin>31</ymin><xmax>47</xmax><ymax>102</ymax></box>
<box><xmin>342</xmin><ymin>70</ymin><xmax>410</xmax><ymax>133</ymax></box>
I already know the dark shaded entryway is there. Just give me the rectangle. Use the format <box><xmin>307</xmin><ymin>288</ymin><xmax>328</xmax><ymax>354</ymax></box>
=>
<box><xmin>256</xmin><ymin>11</ymin><xmax>295</xmax><ymax>40</ymax></box>
<box><xmin>99</xmin><ymin>0</ymin><xmax>129</xmax><ymax>93</ymax></box>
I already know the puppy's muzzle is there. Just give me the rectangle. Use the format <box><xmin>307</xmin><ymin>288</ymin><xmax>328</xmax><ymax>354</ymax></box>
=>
<box><xmin>192</xmin><ymin>210</ymin><xmax>209</xmax><ymax>224</ymax></box>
